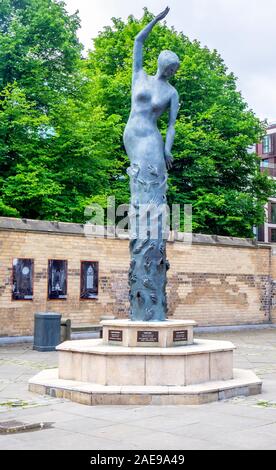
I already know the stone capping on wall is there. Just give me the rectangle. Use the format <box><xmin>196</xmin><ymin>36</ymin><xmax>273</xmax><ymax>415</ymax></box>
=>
<box><xmin>0</xmin><ymin>216</ymin><xmax>269</xmax><ymax>249</ymax></box>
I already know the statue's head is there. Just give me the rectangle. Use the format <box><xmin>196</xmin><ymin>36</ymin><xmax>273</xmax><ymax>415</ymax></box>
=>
<box><xmin>157</xmin><ymin>50</ymin><xmax>180</xmax><ymax>79</ymax></box>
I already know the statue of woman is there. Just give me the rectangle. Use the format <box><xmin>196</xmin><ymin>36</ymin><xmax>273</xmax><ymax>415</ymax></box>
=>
<box><xmin>124</xmin><ymin>7</ymin><xmax>180</xmax><ymax>322</ymax></box>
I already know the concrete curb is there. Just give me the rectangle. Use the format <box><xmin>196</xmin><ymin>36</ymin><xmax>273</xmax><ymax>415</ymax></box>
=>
<box><xmin>0</xmin><ymin>331</ymin><xmax>99</xmax><ymax>345</ymax></box>
<box><xmin>194</xmin><ymin>324</ymin><xmax>276</xmax><ymax>334</ymax></box>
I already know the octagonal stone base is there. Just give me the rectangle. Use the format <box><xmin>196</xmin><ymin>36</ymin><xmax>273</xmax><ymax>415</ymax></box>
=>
<box><xmin>56</xmin><ymin>338</ymin><xmax>235</xmax><ymax>386</ymax></box>
<box><xmin>28</xmin><ymin>320</ymin><xmax>262</xmax><ymax>405</ymax></box>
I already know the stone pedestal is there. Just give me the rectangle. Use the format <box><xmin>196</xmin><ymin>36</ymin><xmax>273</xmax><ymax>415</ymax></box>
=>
<box><xmin>102</xmin><ymin>319</ymin><xmax>196</xmax><ymax>347</ymax></box>
<box><xmin>29</xmin><ymin>319</ymin><xmax>262</xmax><ymax>405</ymax></box>
<box><xmin>57</xmin><ymin>337</ymin><xmax>234</xmax><ymax>386</ymax></box>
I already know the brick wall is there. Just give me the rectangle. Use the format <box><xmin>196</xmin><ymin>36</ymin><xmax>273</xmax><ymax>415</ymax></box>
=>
<box><xmin>0</xmin><ymin>217</ymin><xmax>274</xmax><ymax>336</ymax></box>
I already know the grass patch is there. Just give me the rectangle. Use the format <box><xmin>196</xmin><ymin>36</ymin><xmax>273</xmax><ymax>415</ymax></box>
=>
<box><xmin>256</xmin><ymin>400</ymin><xmax>276</xmax><ymax>408</ymax></box>
<box><xmin>0</xmin><ymin>399</ymin><xmax>31</xmax><ymax>408</ymax></box>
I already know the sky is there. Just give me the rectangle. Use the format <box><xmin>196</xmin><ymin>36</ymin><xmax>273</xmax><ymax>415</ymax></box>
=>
<box><xmin>64</xmin><ymin>0</ymin><xmax>276</xmax><ymax>122</ymax></box>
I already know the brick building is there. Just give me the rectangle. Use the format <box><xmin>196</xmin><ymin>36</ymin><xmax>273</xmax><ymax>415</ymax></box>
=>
<box><xmin>257</xmin><ymin>123</ymin><xmax>276</xmax><ymax>242</ymax></box>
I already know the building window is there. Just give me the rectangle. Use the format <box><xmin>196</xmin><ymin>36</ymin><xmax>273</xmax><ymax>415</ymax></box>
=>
<box><xmin>12</xmin><ymin>259</ymin><xmax>34</xmax><ymax>300</ymax></box>
<box><xmin>80</xmin><ymin>261</ymin><xmax>99</xmax><ymax>299</ymax></box>
<box><xmin>261</xmin><ymin>159</ymin><xmax>269</xmax><ymax>168</ymax></box>
<box><xmin>48</xmin><ymin>260</ymin><xmax>67</xmax><ymax>299</ymax></box>
<box><xmin>257</xmin><ymin>225</ymin><xmax>265</xmax><ymax>242</ymax></box>
<box><xmin>270</xmin><ymin>229</ymin><xmax>276</xmax><ymax>243</ymax></box>
<box><xmin>263</xmin><ymin>135</ymin><xmax>272</xmax><ymax>154</ymax></box>
<box><xmin>271</xmin><ymin>203</ymin><xmax>276</xmax><ymax>224</ymax></box>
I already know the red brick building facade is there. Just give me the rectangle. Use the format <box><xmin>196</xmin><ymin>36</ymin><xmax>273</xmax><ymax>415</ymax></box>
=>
<box><xmin>257</xmin><ymin>123</ymin><xmax>276</xmax><ymax>243</ymax></box>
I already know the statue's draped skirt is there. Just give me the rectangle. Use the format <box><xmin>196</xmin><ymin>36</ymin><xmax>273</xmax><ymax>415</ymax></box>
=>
<box><xmin>127</xmin><ymin>160</ymin><xmax>169</xmax><ymax>321</ymax></box>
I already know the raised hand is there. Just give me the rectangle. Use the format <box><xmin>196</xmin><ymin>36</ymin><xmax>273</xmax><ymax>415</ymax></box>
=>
<box><xmin>133</xmin><ymin>7</ymin><xmax>170</xmax><ymax>74</ymax></box>
<box><xmin>164</xmin><ymin>150</ymin><xmax>174</xmax><ymax>170</ymax></box>
<box><xmin>155</xmin><ymin>6</ymin><xmax>170</xmax><ymax>23</ymax></box>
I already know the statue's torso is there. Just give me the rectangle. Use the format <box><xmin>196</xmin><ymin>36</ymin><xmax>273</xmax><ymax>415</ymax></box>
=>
<box><xmin>124</xmin><ymin>72</ymin><xmax>174</xmax><ymax>172</ymax></box>
<box><xmin>130</xmin><ymin>71</ymin><xmax>173</xmax><ymax>122</ymax></box>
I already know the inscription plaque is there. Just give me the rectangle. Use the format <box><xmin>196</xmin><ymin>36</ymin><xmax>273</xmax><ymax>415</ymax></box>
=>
<box><xmin>108</xmin><ymin>329</ymin><xmax>123</xmax><ymax>342</ymax></box>
<box><xmin>173</xmin><ymin>330</ymin><xmax>188</xmax><ymax>342</ymax></box>
<box><xmin>137</xmin><ymin>330</ymin><xmax>159</xmax><ymax>343</ymax></box>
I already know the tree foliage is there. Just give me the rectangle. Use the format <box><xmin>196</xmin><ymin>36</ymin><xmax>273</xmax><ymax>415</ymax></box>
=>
<box><xmin>0</xmin><ymin>0</ymin><xmax>123</xmax><ymax>220</ymax></box>
<box><xmin>0</xmin><ymin>4</ymin><xmax>274</xmax><ymax>236</ymax></box>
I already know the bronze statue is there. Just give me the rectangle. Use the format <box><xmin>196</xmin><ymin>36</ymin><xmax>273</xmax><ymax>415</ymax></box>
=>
<box><xmin>124</xmin><ymin>7</ymin><xmax>180</xmax><ymax>321</ymax></box>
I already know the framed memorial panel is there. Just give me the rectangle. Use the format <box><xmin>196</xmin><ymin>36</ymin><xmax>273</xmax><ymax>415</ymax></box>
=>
<box><xmin>80</xmin><ymin>261</ymin><xmax>99</xmax><ymax>299</ymax></box>
<box><xmin>12</xmin><ymin>258</ymin><xmax>34</xmax><ymax>300</ymax></box>
<box><xmin>48</xmin><ymin>259</ymin><xmax>67</xmax><ymax>300</ymax></box>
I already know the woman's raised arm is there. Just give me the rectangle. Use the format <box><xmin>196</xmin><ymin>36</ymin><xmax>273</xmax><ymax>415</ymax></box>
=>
<box><xmin>133</xmin><ymin>7</ymin><xmax>170</xmax><ymax>75</ymax></box>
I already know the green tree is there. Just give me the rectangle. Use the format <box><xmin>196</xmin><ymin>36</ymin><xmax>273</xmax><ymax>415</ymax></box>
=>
<box><xmin>0</xmin><ymin>0</ymin><xmax>123</xmax><ymax>221</ymax></box>
<box><xmin>86</xmin><ymin>9</ymin><xmax>275</xmax><ymax>237</ymax></box>
<box><xmin>0</xmin><ymin>0</ymin><xmax>82</xmax><ymax>107</ymax></box>
<box><xmin>0</xmin><ymin>82</ymin><xmax>53</xmax><ymax>217</ymax></box>
<box><xmin>0</xmin><ymin>0</ymin><xmax>82</xmax><ymax>218</ymax></box>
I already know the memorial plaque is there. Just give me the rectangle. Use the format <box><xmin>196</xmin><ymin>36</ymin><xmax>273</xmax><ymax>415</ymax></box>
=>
<box><xmin>48</xmin><ymin>260</ymin><xmax>67</xmax><ymax>300</ymax></box>
<box><xmin>12</xmin><ymin>258</ymin><xmax>34</xmax><ymax>300</ymax></box>
<box><xmin>173</xmin><ymin>330</ymin><xmax>188</xmax><ymax>342</ymax></box>
<box><xmin>137</xmin><ymin>330</ymin><xmax>159</xmax><ymax>343</ymax></box>
<box><xmin>80</xmin><ymin>261</ymin><xmax>99</xmax><ymax>299</ymax></box>
<box><xmin>108</xmin><ymin>329</ymin><xmax>123</xmax><ymax>342</ymax></box>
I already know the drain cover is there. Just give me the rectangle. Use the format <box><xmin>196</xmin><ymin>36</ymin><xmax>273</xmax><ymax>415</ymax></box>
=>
<box><xmin>0</xmin><ymin>420</ymin><xmax>53</xmax><ymax>434</ymax></box>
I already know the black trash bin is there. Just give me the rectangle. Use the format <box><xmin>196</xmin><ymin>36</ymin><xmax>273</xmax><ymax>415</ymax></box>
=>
<box><xmin>33</xmin><ymin>312</ymin><xmax>62</xmax><ymax>351</ymax></box>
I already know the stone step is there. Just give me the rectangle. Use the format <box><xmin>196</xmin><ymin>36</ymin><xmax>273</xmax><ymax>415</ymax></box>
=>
<box><xmin>29</xmin><ymin>368</ymin><xmax>262</xmax><ymax>406</ymax></box>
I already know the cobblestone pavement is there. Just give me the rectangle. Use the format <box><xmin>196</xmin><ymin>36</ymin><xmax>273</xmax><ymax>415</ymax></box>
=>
<box><xmin>0</xmin><ymin>329</ymin><xmax>276</xmax><ymax>450</ymax></box>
